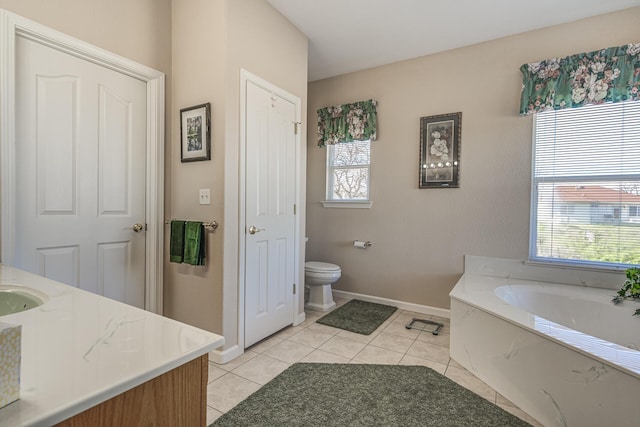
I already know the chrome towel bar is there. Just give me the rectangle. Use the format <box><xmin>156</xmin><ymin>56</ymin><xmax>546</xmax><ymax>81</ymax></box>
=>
<box><xmin>164</xmin><ymin>219</ymin><xmax>218</xmax><ymax>231</ymax></box>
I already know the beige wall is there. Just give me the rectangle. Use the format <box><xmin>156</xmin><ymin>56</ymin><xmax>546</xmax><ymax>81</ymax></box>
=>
<box><xmin>166</xmin><ymin>0</ymin><xmax>227</xmax><ymax>333</ymax></box>
<box><xmin>12</xmin><ymin>0</ymin><xmax>632</xmax><ymax>347</ymax></box>
<box><xmin>168</xmin><ymin>0</ymin><xmax>308</xmax><ymax>346</ymax></box>
<box><xmin>306</xmin><ymin>8</ymin><xmax>640</xmax><ymax>310</ymax></box>
<box><xmin>0</xmin><ymin>0</ymin><xmax>171</xmax><ymax>73</ymax></box>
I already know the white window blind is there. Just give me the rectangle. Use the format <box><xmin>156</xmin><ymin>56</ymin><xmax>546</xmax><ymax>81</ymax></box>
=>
<box><xmin>327</xmin><ymin>140</ymin><xmax>370</xmax><ymax>201</ymax></box>
<box><xmin>531</xmin><ymin>100</ymin><xmax>640</xmax><ymax>268</ymax></box>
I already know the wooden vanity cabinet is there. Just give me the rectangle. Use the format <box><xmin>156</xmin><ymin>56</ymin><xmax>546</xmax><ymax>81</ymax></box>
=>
<box><xmin>55</xmin><ymin>354</ymin><xmax>208</xmax><ymax>427</ymax></box>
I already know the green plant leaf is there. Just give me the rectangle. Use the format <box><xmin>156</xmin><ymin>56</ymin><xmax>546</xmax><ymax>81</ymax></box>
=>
<box><xmin>615</xmin><ymin>267</ymin><xmax>640</xmax><ymax>316</ymax></box>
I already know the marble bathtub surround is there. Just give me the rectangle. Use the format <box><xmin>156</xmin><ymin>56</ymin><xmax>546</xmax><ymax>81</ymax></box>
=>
<box><xmin>453</xmin><ymin>256</ymin><xmax>640</xmax><ymax>377</ymax></box>
<box><xmin>450</xmin><ymin>255</ymin><xmax>640</xmax><ymax>427</ymax></box>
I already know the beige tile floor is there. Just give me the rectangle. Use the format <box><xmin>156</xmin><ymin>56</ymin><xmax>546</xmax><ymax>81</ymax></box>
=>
<box><xmin>206</xmin><ymin>298</ymin><xmax>542</xmax><ymax>426</ymax></box>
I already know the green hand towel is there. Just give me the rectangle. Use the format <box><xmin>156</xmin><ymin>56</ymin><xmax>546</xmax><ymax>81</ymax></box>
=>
<box><xmin>184</xmin><ymin>221</ymin><xmax>206</xmax><ymax>266</ymax></box>
<box><xmin>170</xmin><ymin>220</ymin><xmax>186</xmax><ymax>263</ymax></box>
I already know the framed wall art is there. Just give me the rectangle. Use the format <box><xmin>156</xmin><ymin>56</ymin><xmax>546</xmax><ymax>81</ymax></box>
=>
<box><xmin>180</xmin><ymin>103</ymin><xmax>211</xmax><ymax>162</ymax></box>
<box><xmin>419</xmin><ymin>112</ymin><xmax>461</xmax><ymax>188</ymax></box>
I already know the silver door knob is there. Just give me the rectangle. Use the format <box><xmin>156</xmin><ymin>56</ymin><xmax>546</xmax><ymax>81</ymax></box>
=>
<box><xmin>132</xmin><ymin>223</ymin><xmax>144</xmax><ymax>232</ymax></box>
<box><xmin>248</xmin><ymin>225</ymin><xmax>265</xmax><ymax>235</ymax></box>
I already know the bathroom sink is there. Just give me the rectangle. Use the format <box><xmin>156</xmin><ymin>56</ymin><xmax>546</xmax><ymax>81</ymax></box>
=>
<box><xmin>0</xmin><ymin>285</ymin><xmax>48</xmax><ymax>316</ymax></box>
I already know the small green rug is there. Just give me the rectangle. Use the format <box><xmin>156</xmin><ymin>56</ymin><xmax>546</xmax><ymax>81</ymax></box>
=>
<box><xmin>315</xmin><ymin>299</ymin><xmax>397</xmax><ymax>335</ymax></box>
<box><xmin>211</xmin><ymin>363</ymin><xmax>531</xmax><ymax>427</ymax></box>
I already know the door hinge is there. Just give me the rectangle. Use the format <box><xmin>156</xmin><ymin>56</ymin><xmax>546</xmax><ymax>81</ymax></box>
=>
<box><xmin>294</xmin><ymin>204</ymin><xmax>297</xmax><ymax>215</ymax></box>
<box><xmin>293</xmin><ymin>283</ymin><xmax>296</xmax><ymax>294</ymax></box>
<box><xmin>294</xmin><ymin>121</ymin><xmax>301</xmax><ymax>135</ymax></box>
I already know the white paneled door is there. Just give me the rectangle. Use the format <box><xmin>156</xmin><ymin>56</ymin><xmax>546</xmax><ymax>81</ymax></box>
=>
<box><xmin>14</xmin><ymin>35</ymin><xmax>147</xmax><ymax>308</ymax></box>
<box><xmin>244</xmin><ymin>79</ymin><xmax>297</xmax><ymax>347</ymax></box>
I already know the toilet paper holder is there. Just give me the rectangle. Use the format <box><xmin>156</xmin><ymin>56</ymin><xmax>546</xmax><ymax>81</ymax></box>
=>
<box><xmin>353</xmin><ymin>240</ymin><xmax>372</xmax><ymax>248</ymax></box>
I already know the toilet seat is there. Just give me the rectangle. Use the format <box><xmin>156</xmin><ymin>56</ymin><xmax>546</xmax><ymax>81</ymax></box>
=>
<box><xmin>305</xmin><ymin>261</ymin><xmax>341</xmax><ymax>273</ymax></box>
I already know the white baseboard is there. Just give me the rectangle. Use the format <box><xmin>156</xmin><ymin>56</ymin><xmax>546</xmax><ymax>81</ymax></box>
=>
<box><xmin>211</xmin><ymin>293</ymin><xmax>448</xmax><ymax>365</ymax></box>
<box><xmin>209</xmin><ymin>310</ymin><xmax>305</xmax><ymax>364</ymax></box>
<box><xmin>332</xmin><ymin>290</ymin><xmax>450</xmax><ymax>319</ymax></box>
<box><xmin>293</xmin><ymin>311</ymin><xmax>306</xmax><ymax>326</ymax></box>
<box><xmin>209</xmin><ymin>344</ymin><xmax>243</xmax><ymax>365</ymax></box>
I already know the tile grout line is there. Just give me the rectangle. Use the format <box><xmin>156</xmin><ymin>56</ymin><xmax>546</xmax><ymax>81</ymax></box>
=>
<box><xmin>209</xmin><ymin>306</ymin><xmax>535</xmax><ymax>425</ymax></box>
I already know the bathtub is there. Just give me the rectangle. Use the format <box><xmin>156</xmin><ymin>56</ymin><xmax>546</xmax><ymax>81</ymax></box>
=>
<box><xmin>450</xmin><ymin>256</ymin><xmax>640</xmax><ymax>427</ymax></box>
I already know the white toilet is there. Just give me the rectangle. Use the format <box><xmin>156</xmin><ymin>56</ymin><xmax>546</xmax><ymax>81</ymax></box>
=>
<box><xmin>304</xmin><ymin>261</ymin><xmax>341</xmax><ymax>312</ymax></box>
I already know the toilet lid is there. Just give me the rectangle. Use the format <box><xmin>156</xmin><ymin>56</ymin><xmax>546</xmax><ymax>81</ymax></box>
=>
<box><xmin>305</xmin><ymin>261</ymin><xmax>340</xmax><ymax>272</ymax></box>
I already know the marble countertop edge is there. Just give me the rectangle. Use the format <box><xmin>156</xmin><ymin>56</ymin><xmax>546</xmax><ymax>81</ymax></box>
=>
<box><xmin>0</xmin><ymin>265</ymin><xmax>224</xmax><ymax>427</ymax></box>
<box><xmin>30</xmin><ymin>340</ymin><xmax>222</xmax><ymax>427</ymax></box>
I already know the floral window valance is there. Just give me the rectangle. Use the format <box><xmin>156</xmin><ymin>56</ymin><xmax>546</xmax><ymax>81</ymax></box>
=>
<box><xmin>317</xmin><ymin>99</ymin><xmax>377</xmax><ymax>147</ymax></box>
<box><xmin>520</xmin><ymin>43</ymin><xmax>640</xmax><ymax>115</ymax></box>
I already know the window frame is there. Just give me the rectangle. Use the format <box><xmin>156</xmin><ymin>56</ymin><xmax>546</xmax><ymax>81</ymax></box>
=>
<box><xmin>528</xmin><ymin>102</ymin><xmax>640</xmax><ymax>271</ymax></box>
<box><xmin>322</xmin><ymin>140</ymin><xmax>372</xmax><ymax>209</ymax></box>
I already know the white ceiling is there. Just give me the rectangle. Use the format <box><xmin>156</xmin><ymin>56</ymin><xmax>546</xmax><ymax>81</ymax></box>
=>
<box><xmin>266</xmin><ymin>0</ymin><xmax>640</xmax><ymax>81</ymax></box>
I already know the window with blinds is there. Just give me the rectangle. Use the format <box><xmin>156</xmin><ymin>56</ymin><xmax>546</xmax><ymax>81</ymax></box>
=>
<box><xmin>327</xmin><ymin>140</ymin><xmax>370</xmax><ymax>201</ymax></box>
<box><xmin>531</xmin><ymin>100</ymin><xmax>640</xmax><ymax>268</ymax></box>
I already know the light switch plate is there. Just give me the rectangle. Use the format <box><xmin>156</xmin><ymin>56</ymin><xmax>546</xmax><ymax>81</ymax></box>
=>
<box><xmin>199</xmin><ymin>188</ymin><xmax>211</xmax><ymax>205</ymax></box>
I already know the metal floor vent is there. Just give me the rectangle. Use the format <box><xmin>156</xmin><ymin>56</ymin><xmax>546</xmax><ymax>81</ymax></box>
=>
<box><xmin>405</xmin><ymin>318</ymin><xmax>444</xmax><ymax>336</ymax></box>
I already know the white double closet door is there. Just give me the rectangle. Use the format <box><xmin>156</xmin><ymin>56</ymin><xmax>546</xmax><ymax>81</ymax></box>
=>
<box><xmin>14</xmin><ymin>35</ymin><xmax>147</xmax><ymax>308</ymax></box>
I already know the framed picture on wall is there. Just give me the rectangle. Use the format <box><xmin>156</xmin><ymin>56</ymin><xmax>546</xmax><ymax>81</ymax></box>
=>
<box><xmin>180</xmin><ymin>103</ymin><xmax>211</xmax><ymax>162</ymax></box>
<box><xmin>419</xmin><ymin>112</ymin><xmax>461</xmax><ymax>188</ymax></box>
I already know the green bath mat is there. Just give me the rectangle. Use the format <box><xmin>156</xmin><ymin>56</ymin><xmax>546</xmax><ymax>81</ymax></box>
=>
<box><xmin>316</xmin><ymin>299</ymin><xmax>397</xmax><ymax>335</ymax></box>
<box><xmin>211</xmin><ymin>363</ymin><xmax>531</xmax><ymax>427</ymax></box>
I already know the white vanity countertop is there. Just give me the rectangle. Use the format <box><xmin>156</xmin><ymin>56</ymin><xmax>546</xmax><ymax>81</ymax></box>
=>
<box><xmin>0</xmin><ymin>265</ymin><xmax>224</xmax><ymax>427</ymax></box>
